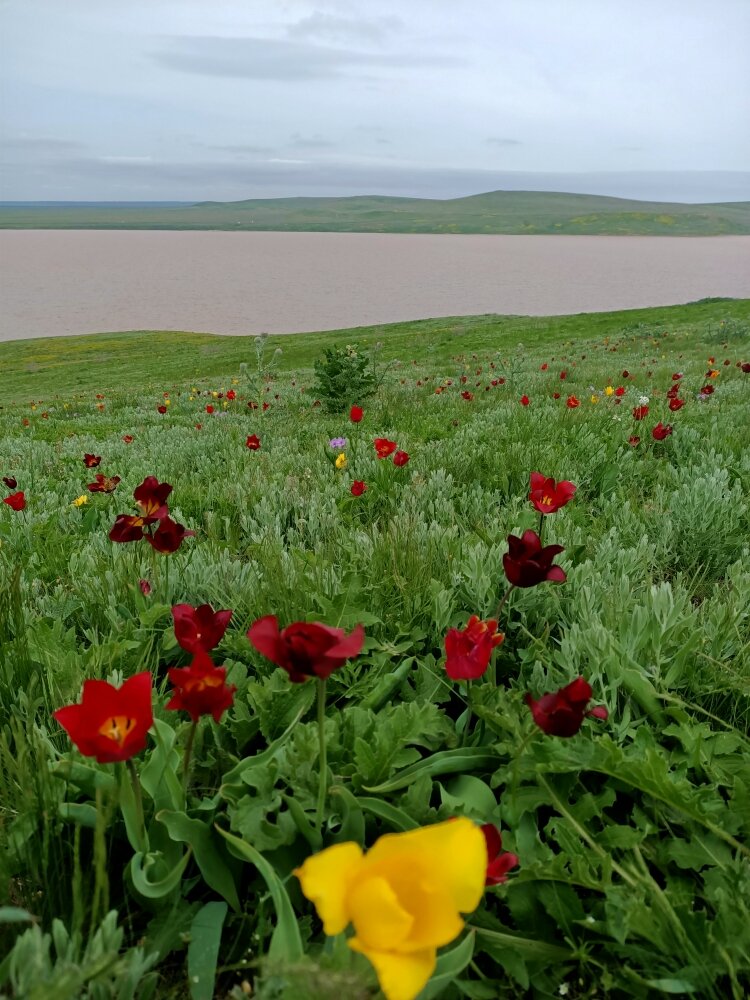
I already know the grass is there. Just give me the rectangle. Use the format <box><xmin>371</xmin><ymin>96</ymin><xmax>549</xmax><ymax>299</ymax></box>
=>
<box><xmin>2</xmin><ymin>190</ymin><xmax>750</xmax><ymax>235</ymax></box>
<box><xmin>1</xmin><ymin>300</ymin><xmax>750</xmax><ymax>999</ymax></box>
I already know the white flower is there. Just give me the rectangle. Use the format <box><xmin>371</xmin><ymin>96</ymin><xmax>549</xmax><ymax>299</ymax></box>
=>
<box><xmin>558</xmin><ymin>985</ymin><xmax>570</xmax><ymax>996</ymax></box>
<box><xmin>639</xmin><ymin>395</ymin><xmax>650</xmax><ymax>406</ymax></box>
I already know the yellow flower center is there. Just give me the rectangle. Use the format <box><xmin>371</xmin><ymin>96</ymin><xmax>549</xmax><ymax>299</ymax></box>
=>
<box><xmin>541</xmin><ymin>494</ymin><xmax>553</xmax><ymax>506</ymax></box>
<box><xmin>99</xmin><ymin>715</ymin><xmax>136</xmax><ymax>747</ymax></box>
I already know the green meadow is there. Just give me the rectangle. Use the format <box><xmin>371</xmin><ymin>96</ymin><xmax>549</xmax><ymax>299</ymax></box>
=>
<box><xmin>2</xmin><ymin>191</ymin><xmax>750</xmax><ymax>235</ymax></box>
<box><xmin>1</xmin><ymin>298</ymin><xmax>750</xmax><ymax>999</ymax></box>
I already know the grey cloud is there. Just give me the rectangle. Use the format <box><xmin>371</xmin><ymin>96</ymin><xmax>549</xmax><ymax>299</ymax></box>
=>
<box><xmin>3</xmin><ymin>136</ymin><xmax>87</xmax><ymax>157</ymax></box>
<box><xmin>290</xmin><ymin>133</ymin><xmax>336</xmax><ymax>150</ymax></box>
<box><xmin>486</xmin><ymin>137</ymin><xmax>523</xmax><ymax>147</ymax></box>
<box><xmin>286</xmin><ymin>11</ymin><xmax>403</xmax><ymax>45</ymax></box>
<box><xmin>199</xmin><ymin>142</ymin><xmax>276</xmax><ymax>155</ymax></box>
<box><xmin>150</xmin><ymin>36</ymin><xmax>461</xmax><ymax>81</ymax></box>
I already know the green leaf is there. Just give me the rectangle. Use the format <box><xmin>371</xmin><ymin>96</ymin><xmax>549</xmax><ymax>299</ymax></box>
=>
<box><xmin>59</xmin><ymin>802</ymin><xmax>98</xmax><ymax>827</ymax></box>
<box><xmin>187</xmin><ymin>901</ymin><xmax>227</xmax><ymax>1000</ymax></box>
<box><xmin>418</xmin><ymin>931</ymin><xmax>475</xmax><ymax>999</ymax></box>
<box><xmin>130</xmin><ymin>848</ymin><xmax>192</xmax><ymax>900</ymax></box>
<box><xmin>356</xmin><ymin>796</ymin><xmax>420</xmax><ymax>831</ymax></box>
<box><xmin>439</xmin><ymin>775</ymin><xmax>497</xmax><ymax>821</ymax></box>
<box><xmin>0</xmin><ymin>906</ymin><xmax>35</xmax><ymax>924</ymax></box>
<box><xmin>140</xmin><ymin>719</ymin><xmax>182</xmax><ymax>813</ymax></box>
<box><xmin>215</xmin><ymin>826</ymin><xmax>304</xmax><ymax>963</ymax></box>
<box><xmin>364</xmin><ymin>748</ymin><xmax>498</xmax><ymax>794</ymax></box>
<box><xmin>329</xmin><ymin>785</ymin><xmax>366</xmax><ymax>844</ymax></box>
<box><xmin>157</xmin><ymin>810</ymin><xmax>241</xmax><ymax>911</ymax></box>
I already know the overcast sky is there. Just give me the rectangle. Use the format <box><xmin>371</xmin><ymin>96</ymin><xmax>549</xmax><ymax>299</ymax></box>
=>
<box><xmin>2</xmin><ymin>0</ymin><xmax>749</xmax><ymax>203</ymax></box>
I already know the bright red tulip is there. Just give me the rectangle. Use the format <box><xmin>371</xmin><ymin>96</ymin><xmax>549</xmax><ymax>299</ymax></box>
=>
<box><xmin>247</xmin><ymin>615</ymin><xmax>365</xmax><ymax>683</ymax></box>
<box><xmin>83</xmin><ymin>454</ymin><xmax>101</xmax><ymax>468</ymax></box>
<box><xmin>566</xmin><ymin>395</ymin><xmax>580</xmax><ymax>408</ymax></box>
<box><xmin>632</xmin><ymin>405</ymin><xmax>649</xmax><ymax>420</ymax></box>
<box><xmin>172</xmin><ymin>603</ymin><xmax>232</xmax><ymax>654</ymax></box>
<box><xmin>614</xmin><ymin>386</ymin><xmax>626</xmax><ymax>396</ymax></box>
<box><xmin>481</xmin><ymin>824</ymin><xmax>519</xmax><ymax>885</ymax></box>
<box><xmin>226</xmin><ymin>390</ymin><xmax>236</xmax><ymax>400</ymax></box>
<box><xmin>652</xmin><ymin>422</ymin><xmax>673</xmax><ymax>441</ymax></box>
<box><xmin>374</xmin><ymin>438</ymin><xmax>397</xmax><ymax>459</ymax></box>
<box><xmin>528</xmin><ymin>473</ymin><xmax>576</xmax><ymax>514</ymax></box>
<box><xmin>246</xmin><ymin>434</ymin><xmax>261</xmax><ymax>450</ymax></box>
<box><xmin>461</xmin><ymin>391</ymin><xmax>474</xmax><ymax>401</ymax></box>
<box><xmin>87</xmin><ymin>474</ymin><xmax>121</xmax><ymax>493</ymax></box>
<box><xmin>166</xmin><ymin>650</ymin><xmax>236</xmax><ymax>723</ymax></box>
<box><xmin>393</xmin><ymin>450</ymin><xmax>410</xmax><ymax>467</ymax></box>
<box><xmin>526</xmin><ymin>676</ymin><xmax>607</xmax><ymax>737</ymax></box>
<box><xmin>503</xmin><ymin>530</ymin><xmax>566</xmax><ymax>588</ymax></box>
<box><xmin>3</xmin><ymin>491</ymin><xmax>26</xmax><ymax>511</ymax></box>
<box><xmin>53</xmin><ymin>671</ymin><xmax>153</xmax><ymax>763</ymax></box>
<box><xmin>351</xmin><ymin>480</ymin><xmax>367</xmax><ymax>496</ymax></box>
<box><xmin>520</xmin><ymin>395</ymin><xmax>530</xmax><ymax>406</ymax></box>
<box><xmin>206</xmin><ymin>404</ymin><xmax>214</xmax><ymax>414</ymax></box>
<box><xmin>350</xmin><ymin>405</ymin><xmax>364</xmax><ymax>423</ymax></box>
<box><xmin>444</xmin><ymin>615</ymin><xmax>504</xmax><ymax>680</ymax></box>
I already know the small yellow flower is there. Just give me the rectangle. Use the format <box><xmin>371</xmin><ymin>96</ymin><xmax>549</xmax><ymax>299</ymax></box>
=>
<box><xmin>295</xmin><ymin>818</ymin><xmax>486</xmax><ymax>1000</ymax></box>
<box><xmin>604</xmin><ymin>385</ymin><xmax>614</xmax><ymax>396</ymax></box>
<box><xmin>335</xmin><ymin>452</ymin><xmax>347</xmax><ymax>470</ymax></box>
<box><xmin>231</xmin><ymin>377</ymin><xmax>239</xmax><ymax>384</ymax></box>
<box><xmin>165</xmin><ymin>399</ymin><xmax>171</xmax><ymax>407</ymax></box>
<box><xmin>212</xmin><ymin>391</ymin><xmax>218</xmax><ymax>398</ymax></box>
<box><xmin>590</xmin><ymin>394</ymin><xmax>599</xmax><ymax>404</ymax></box>
<box><xmin>71</xmin><ymin>495</ymin><xmax>88</xmax><ymax>507</ymax></box>
<box><xmin>189</xmin><ymin>396</ymin><xmax>194</xmax><ymax>401</ymax></box>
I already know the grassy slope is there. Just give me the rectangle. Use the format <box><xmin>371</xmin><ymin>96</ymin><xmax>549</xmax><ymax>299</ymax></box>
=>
<box><xmin>3</xmin><ymin>299</ymin><xmax>749</xmax><ymax>403</ymax></box>
<box><xmin>1</xmin><ymin>190</ymin><xmax>750</xmax><ymax>234</ymax></box>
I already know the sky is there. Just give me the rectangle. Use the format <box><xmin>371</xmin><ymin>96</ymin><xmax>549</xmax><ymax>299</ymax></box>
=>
<box><xmin>1</xmin><ymin>0</ymin><xmax>749</xmax><ymax>203</ymax></box>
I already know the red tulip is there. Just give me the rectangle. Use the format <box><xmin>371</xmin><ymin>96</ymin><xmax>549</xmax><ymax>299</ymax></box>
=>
<box><xmin>668</xmin><ymin>398</ymin><xmax>685</xmax><ymax>412</ymax></box>
<box><xmin>146</xmin><ymin>516</ymin><xmax>195</xmax><ymax>553</ymax></box>
<box><xmin>528</xmin><ymin>472</ymin><xmax>576</xmax><ymax>514</ymax></box>
<box><xmin>110</xmin><ymin>514</ymin><xmax>147</xmax><ymax>543</ymax></box>
<box><xmin>632</xmin><ymin>405</ymin><xmax>649</xmax><ymax>420</ymax></box>
<box><xmin>481</xmin><ymin>824</ymin><xmax>519</xmax><ymax>885</ymax></box>
<box><xmin>622</xmin><ymin>370</ymin><xmax>630</xmax><ymax>379</ymax></box>
<box><xmin>672</xmin><ymin>372</ymin><xmax>683</xmax><ymax>381</ymax></box>
<box><xmin>3</xmin><ymin>491</ymin><xmax>26</xmax><ymax>511</ymax></box>
<box><xmin>444</xmin><ymin>615</ymin><xmax>504</xmax><ymax>680</ymax></box>
<box><xmin>246</xmin><ymin>434</ymin><xmax>261</xmax><ymax>450</ymax></box>
<box><xmin>157</xmin><ymin>405</ymin><xmax>167</xmax><ymax>414</ymax></box>
<box><xmin>652</xmin><ymin>422</ymin><xmax>673</xmax><ymax>441</ymax></box>
<box><xmin>172</xmin><ymin>603</ymin><xmax>232</xmax><ymax>654</ymax></box>
<box><xmin>123</xmin><ymin>435</ymin><xmax>134</xmax><ymax>444</ymax></box>
<box><xmin>206</xmin><ymin>404</ymin><xmax>214</xmax><ymax>414</ymax></box>
<box><xmin>2</xmin><ymin>476</ymin><xmax>17</xmax><ymax>489</ymax></box>
<box><xmin>262</xmin><ymin>402</ymin><xmax>270</xmax><ymax>411</ymax></box>
<box><xmin>134</xmin><ymin>476</ymin><xmax>172</xmax><ymax>521</ymax></box>
<box><xmin>566</xmin><ymin>395</ymin><xmax>580</xmax><ymax>408</ymax></box>
<box><xmin>166</xmin><ymin>650</ymin><xmax>236</xmax><ymax>723</ymax></box>
<box><xmin>700</xmin><ymin>384</ymin><xmax>714</xmax><ymax>395</ymax></box>
<box><xmin>226</xmin><ymin>390</ymin><xmax>236</xmax><ymax>400</ymax></box>
<box><xmin>393</xmin><ymin>450</ymin><xmax>410</xmax><ymax>467</ymax></box>
<box><xmin>520</xmin><ymin>395</ymin><xmax>530</xmax><ymax>406</ymax></box>
<box><xmin>139</xmin><ymin>579</ymin><xmax>152</xmax><ymax>596</ymax></box>
<box><xmin>461</xmin><ymin>391</ymin><xmax>474</xmax><ymax>401</ymax></box>
<box><xmin>614</xmin><ymin>386</ymin><xmax>626</xmax><ymax>396</ymax></box>
<box><xmin>503</xmin><ymin>530</ymin><xmax>566</xmax><ymax>588</ymax></box>
<box><xmin>741</xmin><ymin>362</ymin><xmax>750</xmax><ymax>373</ymax></box>
<box><xmin>351</xmin><ymin>480</ymin><xmax>367</xmax><ymax>496</ymax></box>
<box><xmin>247</xmin><ymin>615</ymin><xmax>365</xmax><ymax>683</ymax></box>
<box><xmin>87</xmin><ymin>474</ymin><xmax>121</xmax><ymax>493</ymax></box>
<box><xmin>83</xmin><ymin>454</ymin><xmax>101</xmax><ymax>468</ymax></box>
<box><xmin>374</xmin><ymin>438</ymin><xmax>398</xmax><ymax>459</ymax></box>
<box><xmin>350</xmin><ymin>405</ymin><xmax>364</xmax><ymax>423</ymax></box>
<box><xmin>628</xmin><ymin>435</ymin><xmax>641</xmax><ymax>447</ymax></box>
<box><xmin>526</xmin><ymin>676</ymin><xmax>607</xmax><ymax>737</ymax></box>
<box><xmin>53</xmin><ymin>671</ymin><xmax>153</xmax><ymax>763</ymax></box>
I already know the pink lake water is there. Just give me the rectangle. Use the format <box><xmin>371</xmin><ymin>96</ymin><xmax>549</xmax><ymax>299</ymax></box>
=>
<box><xmin>1</xmin><ymin>231</ymin><xmax>749</xmax><ymax>342</ymax></box>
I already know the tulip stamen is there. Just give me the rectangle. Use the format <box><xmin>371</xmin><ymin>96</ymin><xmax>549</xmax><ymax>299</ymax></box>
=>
<box><xmin>100</xmin><ymin>715</ymin><xmax>136</xmax><ymax>747</ymax></box>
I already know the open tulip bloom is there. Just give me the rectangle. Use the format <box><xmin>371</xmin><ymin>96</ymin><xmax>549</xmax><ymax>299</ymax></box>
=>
<box><xmin>110</xmin><ymin>476</ymin><xmax>193</xmax><ymax>552</ymax></box>
<box><xmin>53</xmin><ymin>671</ymin><xmax>154</xmax><ymax>764</ymax></box>
<box><xmin>247</xmin><ymin>616</ymin><xmax>364</xmax><ymax>682</ymax></box>
<box><xmin>528</xmin><ymin>473</ymin><xmax>576</xmax><ymax>514</ymax></box>
<box><xmin>526</xmin><ymin>676</ymin><xmax>608</xmax><ymax>737</ymax></box>
<box><xmin>166</xmin><ymin>649</ymin><xmax>236</xmax><ymax>723</ymax></box>
<box><xmin>445</xmin><ymin>615</ymin><xmax>504</xmax><ymax>680</ymax></box>
<box><xmin>295</xmin><ymin>818</ymin><xmax>487</xmax><ymax>1000</ymax></box>
<box><xmin>481</xmin><ymin>824</ymin><xmax>520</xmax><ymax>885</ymax></box>
<box><xmin>503</xmin><ymin>530</ymin><xmax>566</xmax><ymax>588</ymax></box>
<box><xmin>172</xmin><ymin>602</ymin><xmax>232</xmax><ymax>654</ymax></box>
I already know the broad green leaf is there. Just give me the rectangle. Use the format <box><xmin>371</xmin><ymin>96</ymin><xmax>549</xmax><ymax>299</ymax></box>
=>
<box><xmin>130</xmin><ymin>848</ymin><xmax>192</xmax><ymax>900</ymax></box>
<box><xmin>364</xmin><ymin>748</ymin><xmax>498</xmax><ymax>794</ymax></box>
<box><xmin>187</xmin><ymin>901</ymin><xmax>227</xmax><ymax>1000</ymax></box>
<box><xmin>418</xmin><ymin>931</ymin><xmax>475</xmax><ymax>999</ymax></box>
<box><xmin>157</xmin><ymin>810</ymin><xmax>241</xmax><ymax>911</ymax></box>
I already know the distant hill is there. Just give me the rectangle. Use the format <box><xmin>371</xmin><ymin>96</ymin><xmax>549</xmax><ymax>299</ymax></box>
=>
<box><xmin>1</xmin><ymin>190</ymin><xmax>749</xmax><ymax>235</ymax></box>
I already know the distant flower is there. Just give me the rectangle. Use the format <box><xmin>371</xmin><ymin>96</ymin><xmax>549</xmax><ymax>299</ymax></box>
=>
<box><xmin>53</xmin><ymin>671</ymin><xmax>153</xmax><ymax>763</ymax></box>
<box><xmin>668</xmin><ymin>397</ymin><xmax>685</xmax><ymax>412</ymax></box>
<box><xmin>349</xmin><ymin>405</ymin><xmax>364</xmax><ymax>423</ymax></box>
<box><xmin>87</xmin><ymin>473</ymin><xmax>121</xmax><ymax>493</ymax></box>
<box><xmin>166</xmin><ymin>649</ymin><xmax>236</xmax><ymax>723</ymax></box>
<box><xmin>83</xmin><ymin>454</ymin><xmax>101</xmax><ymax>468</ymax></box>
<box><xmin>632</xmin><ymin>405</ymin><xmax>649</xmax><ymax>420</ymax></box>
<box><xmin>123</xmin><ymin>435</ymin><xmax>134</xmax><ymax>444</ymax></box>
<box><xmin>71</xmin><ymin>495</ymin><xmax>89</xmax><ymax>507</ymax></box>
<box><xmin>503</xmin><ymin>530</ymin><xmax>566</xmax><ymax>588</ymax></box>
<box><xmin>741</xmin><ymin>362</ymin><xmax>750</xmax><ymax>373</ymax></box>
<box><xmin>247</xmin><ymin>615</ymin><xmax>365</xmax><ymax>683</ymax></box>
<box><xmin>604</xmin><ymin>385</ymin><xmax>614</xmax><ymax>396</ymax></box>
<box><xmin>622</xmin><ymin>369</ymin><xmax>630</xmax><ymax>379</ymax></box>
<box><xmin>146</xmin><ymin>517</ymin><xmax>195</xmax><ymax>553</ymax></box>
<box><xmin>172</xmin><ymin>603</ymin><xmax>232</xmax><ymax>654</ymax></box>
<box><xmin>157</xmin><ymin>405</ymin><xmax>167</xmax><ymax>414</ymax></box>
<box><xmin>559</xmin><ymin>371</ymin><xmax>568</xmax><ymax>380</ymax></box>
<box><xmin>614</xmin><ymin>386</ymin><xmax>626</xmax><ymax>396</ymax></box>
<box><xmin>481</xmin><ymin>824</ymin><xmax>519</xmax><ymax>885</ymax></box>
<box><xmin>540</xmin><ymin>363</ymin><xmax>548</xmax><ymax>371</ymax></box>
<box><xmin>206</xmin><ymin>404</ymin><xmax>214</xmax><ymax>414</ymax></box>
<box><xmin>526</xmin><ymin>676</ymin><xmax>608</xmax><ymax>737</ymax></box>
<box><xmin>246</xmin><ymin>434</ymin><xmax>261</xmax><ymax>450</ymax></box>
<box><xmin>520</xmin><ymin>395</ymin><xmax>530</xmax><ymax>406</ymax></box>
<box><xmin>461</xmin><ymin>391</ymin><xmax>474</xmax><ymax>401</ymax></box>
<box><xmin>566</xmin><ymin>395</ymin><xmax>580</xmax><ymax>408</ymax></box>
<box><xmin>226</xmin><ymin>389</ymin><xmax>236</xmax><ymax>400</ymax></box>
<box><xmin>444</xmin><ymin>615</ymin><xmax>504</xmax><ymax>680</ymax></box>
<box><xmin>2</xmin><ymin>476</ymin><xmax>17</xmax><ymax>489</ymax></box>
<box><xmin>329</xmin><ymin>437</ymin><xmax>347</xmax><ymax>449</ymax></box>
<box><xmin>262</xmin><ymin>402</ymin><xmax>270</xmax><ymax>411</ymax></box>
<box><xmin>672</xmin><ymin>373</ymin><xmax>683</xmax><ymax>381</ymax></box>
<box><xmin>628</xmin><ymin>435</ymin><xmax>641</xmax><ymax>446</ymax></box>
<box><xmin>393</xmin><ymin>450</ymin><xmax>410</xmax><ymax>467</ymax></box>
<box><xmin>139</xmin><ymin>579</ymin><xmax>152</xmax><ymax>596</ymax></box>
<box><xmin>699</xmin><ymin>384</ymin><xmax>714</xmax><ymax>395</ymax></box>
<box><xmin>335</xmin><ymin>452</ymin><xmax>347</xmax><ymax>470</ymax></box>
<box><xmin>638</xmin><ymin>396</ymin><xmax>650</xmax><ymax>406</ymax></box>
<box><xmin>350</xmin><ymin>480</ymin><xmax>367</xmax><ymax>497</ymax></box>
<box><xmin>652</xmin><ymin>422</ymin><xmax>673</xmax><ymax>441</ymax></box>
<box><xmin>590</xmin><ymin>395</ymin><xmax>599</xmax><ymax>404</ymax></box>
<box><xmin>374</xmin><ymin>437</ymin><xmax>398</xmax><ymax>459</ymax></box>
<box><xmin>3</xmin><ymin>491</ymin><xmax>26</xmax><ymax>511</ymax></box>
<box><xmin>528</xmin><ymin>473</ymin><xmax>576</xmax><ymax>514</ymax></box>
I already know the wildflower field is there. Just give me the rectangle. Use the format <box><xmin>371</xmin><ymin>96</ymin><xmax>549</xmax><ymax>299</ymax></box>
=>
<box><xmin>1</xmin><ymin>299</ymin><xmax>750</xmax><ymax>1000</ymax></box>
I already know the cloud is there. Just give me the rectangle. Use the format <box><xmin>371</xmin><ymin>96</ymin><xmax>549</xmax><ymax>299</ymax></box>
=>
<box><xmin>3</xmin><ymin>136</ymin><xmax>86</xmax><ymax>158</ymax></box>
<box><xmin>486</xmin><ymin>137</ymin><xmax>523</xmax><ymax>147</ymax></box>
<box><xmin>150</xmin><ymin>36</ymin><xmax>461</xmax><ymax>81</ymax></box>
<box><xmin>286</xmin><ymin>11</ymin><xmax>403</xmax><ymax>45</ymax></box>
<box><xmin>290</xmin><ymin>133</ymin><xmax>336</xmax><ymax>150</ymax></box>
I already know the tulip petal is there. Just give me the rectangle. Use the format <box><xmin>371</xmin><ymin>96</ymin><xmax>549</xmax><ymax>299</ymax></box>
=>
<box><xmin>246</xmin><ymin>615</ymin><xmax>282</xmax><ymax>663</ymax></box>
<box><xmin>348</xmin><ymin>876</ymin><xmax>414</xmax><ymax>950</ymax></box>
<box><xmin>294</xmin><ymin>841</ymin><xmax>364</xmax><ymax>936</ymax></box>
<box><xmin>348</xmin><ymin>941</ymin><xmax>435</xmax><ymax>1000</ymax></box>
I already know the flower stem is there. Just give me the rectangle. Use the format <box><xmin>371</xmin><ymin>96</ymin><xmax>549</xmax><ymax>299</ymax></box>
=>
<box><xmin>463</xmin><ymin>679</ymin><xmax>473</xmax><ymax>744</ymax></box>
<box><xmin>494</xmin><ymin>585</ymin><xmax>514</xmax><ymax>623</ymax></box>
<box><xmin>126</xmin><ymin>759</ymin><xmax>147</xmax><ymax>853</ymax></box>
<box><xmin>182</xmin><ymin>720</ymin><xmax>198</xmax><ymax>799</ymax></box>
<box><xmin>538</xmin><ymin>512</ymin><xmax>545</xmax><ymax>542</ymax></box>
<box><xmin>315</xmin><ymin>678</ymin><xmax>328</xmax><ymax>834</ymax></box>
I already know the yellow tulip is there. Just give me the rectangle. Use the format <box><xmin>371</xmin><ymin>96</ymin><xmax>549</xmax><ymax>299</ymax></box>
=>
<box><xmin>590</xmin><ymin>395</ymin><xmax>599</xmax><ymax>404</ymax></box>
<box><xmin>335</xmin><ymin>453</ymin><xmax>347</xmax><ymax>470</ymax></box>
<box><xmin>604</xmin><ymin>385</ymin><xmax>614</xmax><ymax>396</ymax></box>
<box><xmin>71</xmin><ymin>495</ymin><xmax>88</xmax><ymax>507</ymax></box>
<box><xmin>295</xmin><ymin>818</ymin><xmax>486</xmax><ymax>1000</ymax></box>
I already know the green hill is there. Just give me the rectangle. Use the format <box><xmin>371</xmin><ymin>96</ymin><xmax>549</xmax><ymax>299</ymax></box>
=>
<box><xmin>1</xmin><ymin>190</ymin><xmax>749</xmax><ymax>235</ymax></box>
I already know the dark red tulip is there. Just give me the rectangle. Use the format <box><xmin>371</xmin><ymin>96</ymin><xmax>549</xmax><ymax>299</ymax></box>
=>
<box><xmin>133</xmin><ymin>477</ymin><xmax>172</xmax><ymax>521</ymax></box>
<box><xmin>172</xmin><ymin>603</ymin><xmax>232</xmax><ymax>654</ymax></box>
<box><xmin>3</xmin><ymin>476</ymin><xmax>17</xmax><ymax>489</ymax></box>
<box><xmin>652</xmin><ymin>422</ymin><xmax>673</xmax><ymax>441</ymax></box>
<box><xmin>528</xmin><ymin>472</ymin><xmax>576</xmax><ymax>514</ymax></box>
<box><xmin>393</xmin><ymin>450</ymin><xmax>410</xmax><ymax>467</ymax></box>
<box><xmin>157</xmin><ymin>405</ymin><xmax>167</xmax><ymax>414</ymax></box>
<box><xmin>741</xmin><ymin>362</ymin><xmax>750</xmax><ymax>373</ymax></box>
<box><xmin>526</xmin><ymin>676</ymin><xmax>608</xmax><ymax>737</ymax></box>
<box><xmin>503</xmin><ymin>530</ymin><xmax>566</xmax><ymax>588</ymax></box>
<box><xmin>246</xmin><ymin>434</ymin><xmax>261</xmax><ymax>450</ymax></box>
<box><xmin>53</xmin><ymin>672</ymin><xmax>153</xmax><ymax>763</ymax></box>
<box><xmin>668</xmin><ymin>398</ymin><xmax>685</xmax><ymax>412</ymax></box>
<box><xmin>83</xmin><ymin>454</ymin><xmax>101</xmax><ymax>468</ymax></box>
<box><xmin>87</xmin><ymin>474</ymin><xmax>121</xmax><ymax>493</ymax></box>
<box><xmin>351</xmin><ymin>480</ymin><xmax>367</xmax><ymax>497</ymax></box>
<box><xmin>481</xmin><ymin>824</ymin><xmax>520</xmax><ymax>885</ymax></box>
<box><xmin>247</xmin><ymin>615</ymin><xmax>365</xmax><ymax>683</ymax></box>
<box><xmin>166</xmin><ymin>650</ymin><xmax>236</xmax><ymax>723</ymax></box>
<box><xmin>628</xmin><ymin>435</ymin><xmax>641</xmax><ymax>446</ymax></box>
<box><xmin>146</xmin><ymin>517</ymin><xmax>195</xmax><ymax>553</ymax></box>
<box><xmin>632</xmin><ymin>405</ymin><xmax>649</xmax><ymax>420</ymax></box>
